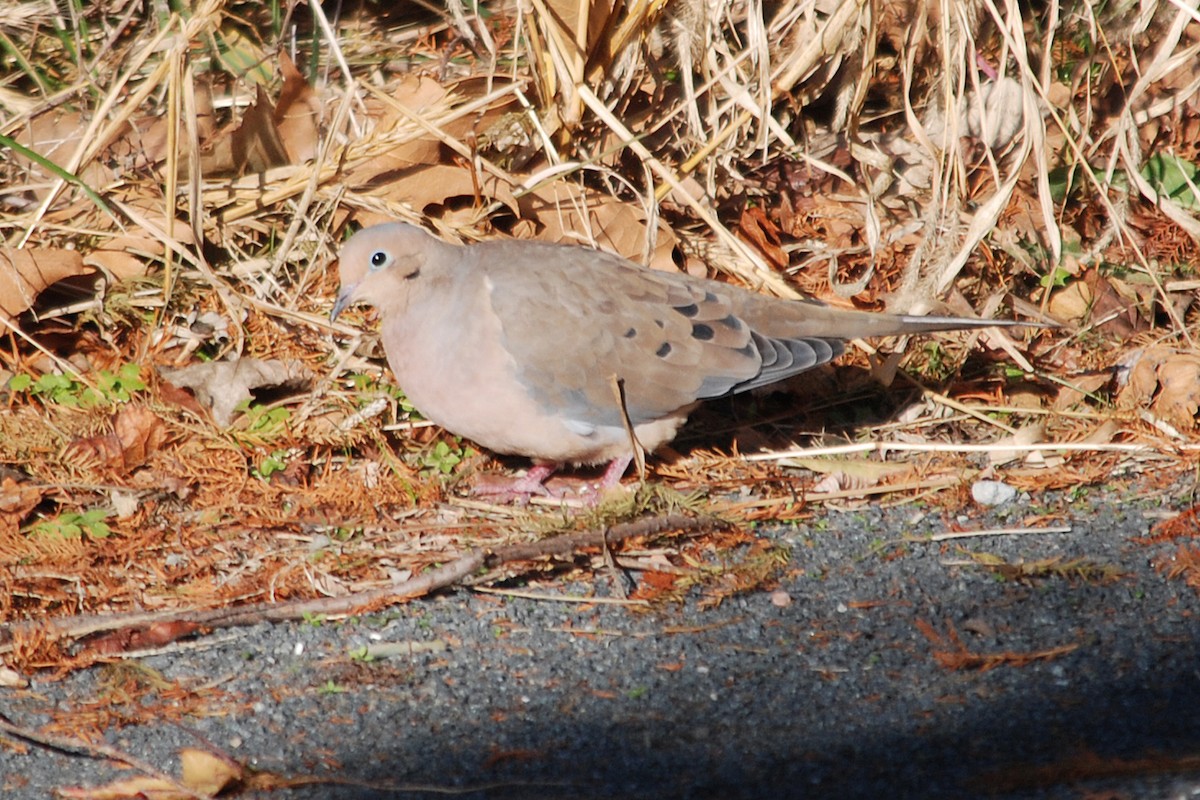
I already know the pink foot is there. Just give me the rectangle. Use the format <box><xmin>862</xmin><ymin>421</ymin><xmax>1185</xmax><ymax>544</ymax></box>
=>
<box><xmin>576</xmin><ymin>454</ymin><xmax>635</xmax><ymax>506</ymax></box>
<box><xmin>596</xmin><ymin>454</ymin><xmax>633</xmax><ymax>492</ymax></box>
<box><xmin>469</xmin><ymin>455</ymin><xmax>635</xmax><ymax>506</ymax></box>
<box><xmin>471</xmin><ymin>464</ymin><xmax>557</xmax><ymax>504</ymax></box>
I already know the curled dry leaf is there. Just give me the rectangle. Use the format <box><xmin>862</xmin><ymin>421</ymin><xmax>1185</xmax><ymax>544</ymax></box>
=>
<box><xmin>62</xmin><ymin>405</ymin><xmax>168</xmax><ymax>477</ymax></box>
<box><xmin>1152</xmin><ymin>355</ymin><xmax>1200</xmax><ymax>431</ymax></box>
<box><xmin>738</xmin><ymin>205</ymin><xmax>788</xmax><ymax>271</ymax></box>
<box><xmin>0</xmin><ymin>477</ymin><xmax>44</xmax><ymax>536</ymax></box>
<box><xmin>273</xmin><ymin>51</ymin><xmax>321</xmax><ymax>164</ymax></box>
<box><xmin>517</xmin><ymin>181</ymin><xmax>679</xmax><ymax>272</ymax></box>
<box><xmin>56</xmin><ymin>746</ymin><xmax>241</xmax><ymax>799</ymax></box>
<box><xmin>1048</xmin><ymin>269</ymin><xmax>1146</xmax><ymax>335</ymax></box>
<box><xmin>1119</xmin><ymin>346</ymin><xmax>1200</xmax><ymax>431</ymax></box>
<box><xmin>988</xmin><ymin>421</ymin><xmax>1046</xmax><ymax>466</ymax></box>
<box><xmin>86</xmin><ymin>621</ymin><xmax>202</xmax><ymax>656</ymax></box>
<box><xmin>160</xmin><ymin>358</ymin><xmax>313</xmax><ymax>426</ymax></box>
<box><xmin>198</xmin><ymin>51</ymin><xmax>324</xmax><ymax>177</ymax></box>
<box><xmin>0</xmin><ymin>247</ymin><xmax>92</xmax><ymax>324</ymax></box>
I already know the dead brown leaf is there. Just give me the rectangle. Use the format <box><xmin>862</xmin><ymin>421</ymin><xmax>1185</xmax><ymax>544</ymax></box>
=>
<box><xmin>0</xmin><ymin>477</ymin><xmax>43</xmax><ymax>537</ymax></box>
<box><xmin>0</xmin><ymin>247</ymin><xmax>92</xmax><ymax>323</ymax></box>
<box><xmin>1051</xmin><ymin>372</ymin><xmax>1109</xmax><ymax>410</ymax></box>
<box><xmin>82</xmin><ymin>215</ymin><xmax>197</xmax><ymax>281</ymax></box>
<box><xmin>160</xmin><ymin>358</ymin><xmax>312</xmax><ymax>426</ymax></box>
<box><xmin>1049</xmin><ymin>269</ymin><xmax>1147</xmax><ymax>335</ymax></box>
<box><xmin>738</xmin><ymin>205</ymin><xmax>787</xmax><ymax>271</ymax></box>
<box><xmin>56</xmin><ymin>747</ymin><xmax>242</xmax><ymax>799</ymax></box>
<box><xmin>200</xmin><ymin>85</ymin><xmax>290</xmax><ymax>176</ymax></box>
<box><xmin>62</xmin><ymin>405</ymin><xmax>168</xmax><ymax>477</ymax></box>
<box><xmin>1118</xmin><ymin>346</ymin><xmax>1200</xmax><ymax>430</ymax></box>
<box><xmin>274</xmin><ymin>52</ymin><xmax>321</xmax><ymax>164</ymax></box>
<box><xmin>86</xmin><ymin>621</ymin><xmax>202</xmax><ymax>656</ymax></box>
<box><xmin>517</xmin><ymin>181</ymin><xmax>678</xmax><ymax>272</ymax></box>
<box><xmin>1151</xmin><ymin>354</ymin><xmax>1200</xmax><ymax>430</ymax></box>
<box><xmin>9</xmin><ymin>109</ymin><xmax>116</xmax><ymax>201</ymax></box>
<box><xmin>359</xmin><ymin>162</ymin><xmax>519</xmax><ymax>220</ymax></box>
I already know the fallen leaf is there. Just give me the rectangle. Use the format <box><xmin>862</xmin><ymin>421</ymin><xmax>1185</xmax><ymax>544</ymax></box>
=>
<box><xmin>0</xmin><ymin>247</ymin><xmax>92</xmax><ymax>323</ymax></box>
<box><xmin>362</xmin><ymin>162</ymin><xmax>520</xmax><ymax>219</ymax></box>
<box><xmin>87</xmin><ymin>621</ymin><xmax>202</xmax><ymax>655</ymax></box>
<box><xmin>1118</xmin><ymin>347</ymin><xmax>1200</xmax><ymax>430</ymax></box>
<box><xmin>1050</xmin><ymin>269</ymin><xmax>1146</xmax><ymax>335</ymax></box>
<box><xmin>57</xmin><ymin>747</ymin><xmax>241</xmax><ymax>799</ymax></box>
<box><xmin>517</xmin><ymin>181</ymin><xmax>679</xmax><ymax>272</ymax></box>
<box><xmin>988</xmin><ymin>422</ymin><xmax>1046</xmax><ymax>466</ymax></box>
<box><xmin>1152</xmin><ymin>353</ymin><xmax>1200</xmax><ymax>430</ymax></box>
<box><xmin>10</xmin><ymin>108</ymin><xmax>116</xmax><ymax>201</ymax></box>
<box><xmin>83</xmin><ymin>219</ymin><xmax>197</xmax><ymax>281</ymax></box>
<box><xmin>274</xmin><ymin>52</ymin><xmax>321</xmax><ymax>163</ymax></box>
<box><xmin>1046</xmin><ymin>279</ymin><xmax>1092</xmax><ymax>323</ymax></box>
<box><xmin>0</xmin><ymin>477</ymin><xmax>43</xmax><ymax>536</ymax></box>
<box><xmin>62</xmin><ymin>405</ymin><xmax>168</xmax><ymax>477</ymax></box>
<box><xmin>1051</xmin><ymin>372</ymin><xmax>1109</xmax><ymax>411</ymax></box>
<box><xmin>738</xmin><ymin>204</ymin><xmax>788</xmax><ymax>270</ymax></box>
<box><xmin>160</xmin><ymin>358</ymin><xmax>312</xmax><ymax>426</ymax></box>
<box><xmin>201</xmin><ymin>85</ymin><xmax>290</xmax><ymax>176</ymax></box>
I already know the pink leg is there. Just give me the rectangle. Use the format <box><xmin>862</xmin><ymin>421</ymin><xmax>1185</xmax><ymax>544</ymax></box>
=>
<box><xmin>506</xmin><ymin>464</ymin><xmax>556</xmax><ymax>495</ymax></box>
<box><xmin>574</xmin><ymin>454</ymin><xmax>636</xmax><ymax>507</ymax></box>
<box><xmin>597</xmin><ymin>454</ymin><xmax>633</xmax><ymax>490</ymax></box>
<box><xmin>471</xmin><ymin>464</ymin><xmax>556</xmax><ymax>503</ymax></box>
<box><xmin>471</xmin><ymin>455</ymin><xmax>634</xmax><ymax>505</ymax></box>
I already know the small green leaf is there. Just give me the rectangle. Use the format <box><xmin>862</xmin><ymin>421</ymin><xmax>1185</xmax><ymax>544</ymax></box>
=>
<box><xmin>318</xmin><ymin>680</ymin><xmax>348</xmax><ymax>695</ymax></box>
<box><xmin>1039</xmin><ymin>266</ymin><xmax>1071</xmax><ymax>289</ymax></box>
<box><xmin>1142</xmin><ymin>153</ymin><xmax>1200</xmax><ymax>210</ymax></box>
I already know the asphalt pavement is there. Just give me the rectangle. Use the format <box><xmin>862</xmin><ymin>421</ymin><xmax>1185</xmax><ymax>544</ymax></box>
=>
<box><xmin>3</xmin><ymin>493</ymin><xmax>1200</xmax><ymax>799</ymax></box>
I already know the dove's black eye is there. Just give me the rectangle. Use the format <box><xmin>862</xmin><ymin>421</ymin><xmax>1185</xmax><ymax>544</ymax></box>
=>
<box><xmin>369</xmin><ymin>250</ymin><xmax>391</xmax><ymax>271</ymax></box>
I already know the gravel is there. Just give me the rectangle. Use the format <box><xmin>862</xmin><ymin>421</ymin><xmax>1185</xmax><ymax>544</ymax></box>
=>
<box><xmin>4</xmin><ymin>492</ymin><xmax>1200</xmax><ymax>799</ymax></box>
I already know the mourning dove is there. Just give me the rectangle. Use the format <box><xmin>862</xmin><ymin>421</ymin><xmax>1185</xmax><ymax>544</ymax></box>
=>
<box><xmin>332</xmin><ymin>222</ymin><xmax>1032</xmax><ymax>496</ymax></box>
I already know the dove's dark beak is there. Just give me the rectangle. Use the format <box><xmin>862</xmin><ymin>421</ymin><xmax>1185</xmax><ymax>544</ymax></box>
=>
<box><xmin>330</xmin><ymin>284</ymin><xmax>357</xmax><ymax>322</ymax></box>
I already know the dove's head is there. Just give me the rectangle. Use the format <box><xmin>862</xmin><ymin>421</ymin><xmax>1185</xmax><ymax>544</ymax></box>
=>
<box><xmin>331</xmin><ymin>223</ymin><xmax>445</xmax><ymax>321</ymax></box>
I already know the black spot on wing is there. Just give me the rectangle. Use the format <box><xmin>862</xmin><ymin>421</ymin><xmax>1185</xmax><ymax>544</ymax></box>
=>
<box><xmin>719</xmin><ymin>314</ymin><xmax>742</xmax><ymax>330</ymax></box>
<box><xmin>692</xmin><ymin>323</ymin><xmax>714</xmax><ymax>341</ymax></box>
<box><xmin>656</xmin><ymin>342</ymin><xmax>672</xmax><ymax>358</ymax></box>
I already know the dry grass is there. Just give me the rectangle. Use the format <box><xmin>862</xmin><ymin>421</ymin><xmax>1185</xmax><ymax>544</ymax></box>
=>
<box><xmin>1</xmin><ymin>0</ymin><xmax>1200</xmax><ymax>670</ymax></box>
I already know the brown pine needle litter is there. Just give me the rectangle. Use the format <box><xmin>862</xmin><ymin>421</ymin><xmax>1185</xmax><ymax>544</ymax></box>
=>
<box><xmin>2</xmin><ymin>0</ymin><xmax>1200</xmax><ymax>672</ymax></box>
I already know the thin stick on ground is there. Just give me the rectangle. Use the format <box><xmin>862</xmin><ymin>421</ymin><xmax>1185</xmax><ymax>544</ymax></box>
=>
<box><xmin>0</xmin><ymin>513</ymin><xmax>717</xmax><ymax>657</ymax></box>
